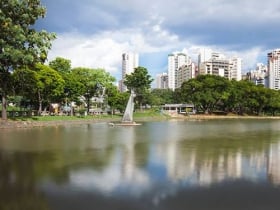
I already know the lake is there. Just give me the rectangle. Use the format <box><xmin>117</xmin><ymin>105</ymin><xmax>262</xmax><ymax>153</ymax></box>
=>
<box><xmin>0</xmin><ymin>119</ymin><xmax>280</xmax><ymax>210</ymax></box>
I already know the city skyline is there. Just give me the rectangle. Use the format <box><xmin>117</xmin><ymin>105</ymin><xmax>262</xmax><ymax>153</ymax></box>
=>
<box><xmin>36</xmin><ymin>0</ymin><xmax>280</xmax><ymax>82</ymax></box>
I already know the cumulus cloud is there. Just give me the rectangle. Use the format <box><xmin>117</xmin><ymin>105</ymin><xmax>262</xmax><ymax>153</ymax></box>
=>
<box><xmin>40</xmin><ymin>0</ymin><xmax>280</xmax><ymax>79</ymax></box>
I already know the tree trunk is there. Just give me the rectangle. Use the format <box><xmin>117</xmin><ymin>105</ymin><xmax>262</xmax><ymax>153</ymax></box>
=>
<box><xmin>38</xmin><ymin>91</ymin><xmax>42</xmax><ymax>115</ymax></box>
<box><xmin>1</xmin><ymin>94</ymin><xmax>7</xmax><ymax>120</ymax></box>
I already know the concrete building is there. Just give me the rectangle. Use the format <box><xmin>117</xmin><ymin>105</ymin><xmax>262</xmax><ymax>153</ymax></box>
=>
<box><xmin>176</xmin><ymin>62</ymin><xmax>196</xmax><ymax>88</ymax></box>
<box><xmin>156</xmin><ymin>73</ymin><xmax>169</xmax><ymax>89</ymax></box>
<box><xmin>200</xmin><ymin>59</ymin><xmax>231</xmax><ymax>79</ymax></box>
<box><xmin>198</xmin><ymin>49</ymin><xmax>241</xmax><ymax>80</ymax></box>
<box><xmin>119</xmin><ymin>52</ymin><xmax>139</xmax><ymax>92</ymax></box>
<box><xmin>168</xmin><ymin>52</ymin><xmax>191</xmax><ymax>90</ymax></box>
<box><xmin>247</xmin><ymin>63</ymin><xmax>268</xmax><ymax>86</ymax></box>
<box><xmin>268</xmin><ymin>49</ymin><xmax>280</xmax><ymax>90</ymax></box>
<box><xmin>230</xmin><ymin>57</ymin><xmax>242</xmax><ymax>81</ymax></box>
<box><xmin>198</xmin><ymin>48</ymin><xmax>212</xmax><ymax>68</ymax></box>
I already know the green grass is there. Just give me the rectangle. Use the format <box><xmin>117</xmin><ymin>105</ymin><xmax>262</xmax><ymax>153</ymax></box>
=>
<box><xmin>6</xmin><ymin>109</ymin><xmax>168</xmax><ymax>122</ymax></box>
<box><xmin>9</xmin><ymin>114</ymin><xmax>121</xmax><ymax>122</ymax></box>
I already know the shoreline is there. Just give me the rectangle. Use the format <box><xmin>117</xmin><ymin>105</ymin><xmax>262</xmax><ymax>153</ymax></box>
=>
<box><xmin>1</xmin><ymin>114</ymin><xmax>280</xmax><ymax>129</ymax></box>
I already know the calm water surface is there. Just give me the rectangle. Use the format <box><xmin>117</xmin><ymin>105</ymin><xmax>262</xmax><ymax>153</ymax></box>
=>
<box><xmin>1</xmin><ymin>119</ymin><xmax>280</xmax><ymax>210</ymax></box>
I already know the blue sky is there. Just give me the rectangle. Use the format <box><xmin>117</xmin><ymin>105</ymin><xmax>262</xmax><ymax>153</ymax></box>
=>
<box><xmin>36</xmin><ymin>0</ymin><xmax>280</xmax><ymax>81</ymax></box>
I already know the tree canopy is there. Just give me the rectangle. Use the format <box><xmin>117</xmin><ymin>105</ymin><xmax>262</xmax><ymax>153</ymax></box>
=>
<box><xmin>0</xmin><ymin>0</ymin><xmax>56</xmax><ymax>119</ymax></box>
<box><xmin>124</xmin><ymin>66</ymin><xmax>153</xmax><ymax>109</ymax></box>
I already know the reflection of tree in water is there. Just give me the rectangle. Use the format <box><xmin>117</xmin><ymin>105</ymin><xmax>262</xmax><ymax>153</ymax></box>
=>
<box><xmin>0</xmin><ymin>146</ymin><xmax>115</xmax><ymax>210</ymax></box>
<box><xmin>0</xmin><ymin>152</ymin><xmax>50</xmax><ymax>210</ymax></box>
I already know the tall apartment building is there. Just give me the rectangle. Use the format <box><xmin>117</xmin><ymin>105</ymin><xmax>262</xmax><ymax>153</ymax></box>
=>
<box><xmin>176</xmin><ymin>63</ymin><xmax>196</xmax><ymax>88</ymax></box>
<box><xmin>230</xmin><ymin>57</ymin><xmax>242</xmax><ymax>81</ymax></box>
<box><xmin>198</xmin><ymin>48</ymin><xmax>212</xmax><ymax>68</ymax></box>
<box><xmin>156</xmin><ymin>73</ymin><xmax>169</xmax><ymax>89</ymax></box>
<box><xmin>119</xmin><ymin>52</ymin><xmax>139</xmax><ymax>92</ymax></box>
<box><xmin>268</xmin><ymin>49</ymin><xmax>280</xmax><ymax>90</ymax></box>
<box><xmin>168</xmin><ymin>52</ymin><xmax>191</xmax><ymax>90</ymax></box>
<box><xmin>200</xmin><ymin>59</ymin><xmax>230</xmax><ymax>78</ymax></box>
<box><xmin>247</xmin><ymin>63</ymin><xmax>268</xmax><ymax>86</ymax></box>
<box><xmin>198</xmin><ymin>49</ymin><xmax>241</xmax><ymax>80</ymax></box>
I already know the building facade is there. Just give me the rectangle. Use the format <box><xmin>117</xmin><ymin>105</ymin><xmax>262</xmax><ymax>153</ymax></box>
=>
<box><xmin>156</xmin><ymin>73</ymin><xmax>169</xmax><ymax>89</ymax></box>
<box><xmin>268</xmin><ymin>49</ymin><xmax>280</xmax><ymax>90</ymax></box>
<box><xmin>176</xmin><ymin>63</ymin><xmax>196</xmax><ymax>89</ymax></box>
<box><xmin>168</xmin><ymin>52</ymin><xmax>191</xmax><ymax>90</ymax></box>
<box><xmin>120</xmin><ymin>52</ymin><xmax>139</xmax><ymax>92</ymax></box>
<box><xmin>230</xmin><ymin>57</ymin><xmax>242</xmax><ymax>81</ymax></box>
<box><xmin>198</xmin><ymin>49</ymin><xmax>241</xmax><ymax>81</ymax></box>
<box><xmin>247</xmin><ymin>63</ymin><xmax>268</xmax><ymax>86</ymax></box>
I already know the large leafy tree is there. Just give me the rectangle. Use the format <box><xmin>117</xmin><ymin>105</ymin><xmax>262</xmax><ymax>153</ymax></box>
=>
<box><xmin>35</xmin><ymin>64</ymin><xmax>65</xmax><ymax>113</ymax></box>
<box><xmin>49</xmin><ymin>57</ymin><xmax>71</xmax><ymax>75</ymax></box>
<box><xmin>49</xmin><ymin>57</ymin><xmax>76</xmax><ymax>111</ymax></box>
<box><xmin>180</xmin><ymin>75</ymin><xmax>230</xmax><ymax>114</ymax></box>
<box><xmin>124</xmin><ymin>66</ymin><xmax>153</xmax><ymax>109</ymax></box>
<box><xmin>71</xmin><ymin>68</ymin><xmax>115</xmax><ymax>113</ymax></box>
<box><xmin>12</xmin><ymin>64</ymin><xmax>65</xmax><ymax>113</ymax></box>
<box><xmin>149</xmin><ymin>88</ymin><xmax>175</xmax><ymax>106</ymax></box>
<box><xmin>0</xmin><ymin>0</ymin><xmax>55</xmax><ymax>120</ymax></box>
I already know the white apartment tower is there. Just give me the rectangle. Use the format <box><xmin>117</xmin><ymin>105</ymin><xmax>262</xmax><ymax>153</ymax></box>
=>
<box><xmin>230</xmin><ymin>57</ymin><xmax>242</xmax><ymax>81</ymax></box>
<box><xmin>156</xmin><ymin>73</ymin><xmax>169</xmax><ymax>89</ymax></box>
<box><xmin>120</xmin><ymin>52</ymin><xmax>139</xmax><ymax>92</ymax></box>
<box><xmin>198</xmin><ymin>48</ymin><xmax>242</xmax><ymax>81</ymax></box>
<box><xmin>268</xmin><ymin>49</ymin><xmax>280</xmax><ymax>90</ymax></box>
<box><xmin>168</xmin><ymin>52</ymin><xmax>191</xmax><ymax>90</ymax></box>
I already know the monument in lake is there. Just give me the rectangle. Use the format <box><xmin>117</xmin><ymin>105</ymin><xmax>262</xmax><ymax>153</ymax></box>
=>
<box><xmin>111</xmin><ymin>90</ymin><xmax>140</xmax><ymax>126</ymax></box>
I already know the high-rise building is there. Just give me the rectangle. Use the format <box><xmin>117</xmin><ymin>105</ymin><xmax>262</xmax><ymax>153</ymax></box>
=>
<box><xmin>268</xmin><ymin>49</ymin><xmax>280</xmax><ymax>90</ymax></box>
<box><xmin>168</xmin><ymin>52</ymin><xmax>191</xmax><ymax>90</ymax></box>
<box><xmin>176</xmin><ymin>63</ymin><xmax>196</xmax><ymax>88</ymax></box>
<box><xmin>200</xmin><ymin>59</ymin><xmax>230</xmax><ymax>79</ymax></box>
<box><xmin>248</xmin><ymin>63</ymin><xmax>268</xmax><ymax>86</ymax></box>
<box><xmin>198</xmin><ymin>48</ymin><xmax>242</xmax><ymax>81</ymax></box>
<box><xmin>119</xmin><ymin>52</ymin><xmax>139</xmax><ymax>92</ymax></box>
<box><xmin>198</xmin><ymin>48</ymin><xmax>212</xmax><ymax>66</ymax></box>
<box><xmin>156</xmin><ymin>73</ymin><xmax>169</xmax><ymax>89</ymax></box>
<box><xmin>230</xmin><ymin>57</ymin><xmax>242</xmax><ymax>81</ymax></box>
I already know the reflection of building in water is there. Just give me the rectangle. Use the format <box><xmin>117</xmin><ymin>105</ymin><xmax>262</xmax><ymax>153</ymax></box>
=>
<box><xmin>122</xmin><ymin>128</ymin><xmax>135</xmax><ymax>179</ymax></box>
<box><xmin>156</xmin><ymin>138</ymin><xmax>272</xmax><ymax>186</ymax></box>
<box><xmin>196</xmin><ymin>153</ymin><xmax>242</xmax><ymax>186</ymax></box>
<box><xmin>166</xmin><ymin>141</ymin><xmax>196</xmax><ymax>182</ymax></box>
<box><xmin>268</xmin><ymin>142</ymin><xmax>280</xmax><ymax>185</ymax></box>
<box><xmin>120</xmin><ymin>128</ymin><xmax>149</xmax><ymax>185</ymax></box>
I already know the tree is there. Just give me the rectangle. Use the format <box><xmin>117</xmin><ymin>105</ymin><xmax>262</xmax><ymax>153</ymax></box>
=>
<box><xmin>12</xmin><ymin>66</ymin><xmax>38</xmax><ymax>109</ymax></box>
<box><xmin>106</xmin><ymin>86</ymin><xmax>129</xmax><ymax>114</ymax></box>
<box><xmin>49</xmin><ymin>57</ymin><xmax>71</xmax><ymax>75</ymax></box>
<box><xmin>180</xmin><ymin>75</ymin><xmax>230</xmax><ymax>114</ymax></box>
<box><xmin>124</xmin><ymin>66</ymin><xmax>153</xmax><ymax>110</ymax></box>
<box><xmin>0</xmin><ymin>0</ymin><xmax>56</xmax><ymax>120</ymax></box>
<box><xmin>35</xmin><ymin>64</ymin><xmax>65</xmax><ymax>113</ymax></box>
<box><xmin>149</xmin><ymin>89</ymin><xmax>175</xmax><ymax>106</ymax></box>
<box><xmin>71</xmin><ymin>68</ymin><xmax>115</xmax><ymax>113</ymax></box>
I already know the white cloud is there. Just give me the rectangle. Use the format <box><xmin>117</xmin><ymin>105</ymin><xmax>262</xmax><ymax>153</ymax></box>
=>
<box><xmin>48</xmin><ymin>32</ymin><xmax>129</xmax><ymax>76</ymax></box>
<box><xmin>44</xmin><ymin>0</ymin><xmax>279</xmax><ymax>79</ymax></box>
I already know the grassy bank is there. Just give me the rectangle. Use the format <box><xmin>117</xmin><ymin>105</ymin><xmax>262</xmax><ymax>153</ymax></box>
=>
<box><xmin>0</xmin><ymin>110</ymin><xmax>169</xmax><ymax>129</ymax></box>
<box><xmin>1</xmin><ymin>111</ymin><xmax>280</xmax><ymax>129</ymax></box>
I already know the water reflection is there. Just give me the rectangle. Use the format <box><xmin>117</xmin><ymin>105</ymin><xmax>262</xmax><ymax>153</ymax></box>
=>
<box><xmin>0</xmin><ymin>120</ymin><xmax>280</xmax><ymax>209</ymax></box>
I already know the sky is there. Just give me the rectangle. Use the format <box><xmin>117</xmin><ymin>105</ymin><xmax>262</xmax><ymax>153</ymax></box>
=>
<box><xmin>36</xmin><ymin>0</ymin><xmax>280</xmax><ymax>82</ymax></box>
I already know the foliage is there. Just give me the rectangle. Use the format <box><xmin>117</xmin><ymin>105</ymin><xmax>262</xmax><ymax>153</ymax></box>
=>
<box><xmin>149</xmin><ymin>88</ymin><xmax>176</xmax><ymax>106</ymax></box>
<box><xmin>124</xmin><ymin>66</ymin><xmax>153</xmax><ymax>109</ymax></box>
<box><xmin>106</xmin><ymin>85</ymin><xmax>129</xmax><ymax>114</ymax></box>
<box><xmin>71</xmin><ymin>67</ymin><xmax>115</xmax><ymax>112</ymax></box>
<box><xmin>49</xmin><ymin>57</ymin><xmax>71</xmax><ymax>74</ymax></box>
<box><xmin>180</xmin><ymin>75</ymin><xmax>230</xmax><ymax>113</ymax></box>
<box><xmin>35</xmin><ymin>64</ymin><xmax>65</xmax><ymax>112</ymax></box>
<box><xmin>0</xmin><ymin>0</ymin><xmax>56</xmax><ymax>119</ymax></box>
<box><xmin>179</xmin><ymin>75</ymin><xmax>280</xmax><ymax>115</ymax></box>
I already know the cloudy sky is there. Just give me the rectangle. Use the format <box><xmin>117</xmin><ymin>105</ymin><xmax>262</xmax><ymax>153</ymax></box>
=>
<box><xmin>36</xmin><ymin>0</ymin><xmax>280</xmax><ymax>82</ymax></box>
